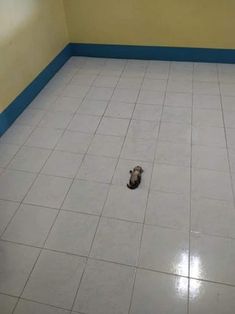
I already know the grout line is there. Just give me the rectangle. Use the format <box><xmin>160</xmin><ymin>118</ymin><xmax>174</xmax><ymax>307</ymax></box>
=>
<box><xmin>187</xmin><ymin>61</ymin><xmax>195</xmax><ymax>314</ymax></box>
<box><xmin>217</xmin><ymin>64</ymin><xmax>235</xmax><ymax>212</ymax></box>
<box><xmin>69</xmin><ymin>58</ymin><xmax>131</xmax><ymax>313</ymax></box>
<box><xmin>10</xmin><ymin>58</ymin><xmax>94</xmax><ymax>314</ymax></box>
<box><xmin>127</xmin><ymin>60</ymin><xmax>170</xmax><ymax>314</ymax></box>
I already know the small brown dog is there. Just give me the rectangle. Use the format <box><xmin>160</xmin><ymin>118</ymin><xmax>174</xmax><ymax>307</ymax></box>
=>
<box><xmin>127</xmin><ymin>166</ymin><xmax>144</xmax><ymax>189</ymax></box>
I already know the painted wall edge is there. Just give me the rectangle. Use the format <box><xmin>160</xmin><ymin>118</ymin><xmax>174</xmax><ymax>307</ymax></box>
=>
<box><xmin>0</xmin><ymin>44</ymin><xmax>71</xmax><ymax>136</ymax></box>
<box><xmin>71</xmin><ymin>43</ymin><xmax>235</xmax><ymax>63</ymax></box>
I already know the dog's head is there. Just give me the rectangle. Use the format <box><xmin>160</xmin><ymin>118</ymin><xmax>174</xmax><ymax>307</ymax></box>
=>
<box><xmin>134</xmin><ymin>165</ymin><xmax>143</xmax><ymax>173</ymax></box>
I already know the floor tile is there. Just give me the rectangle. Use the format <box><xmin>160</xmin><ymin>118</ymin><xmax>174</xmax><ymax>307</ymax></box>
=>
<box><xmin>0</xmin><ymin>170</ymin><xmax>36</xmax><ymax>202</ymax></box>
<box><xmin>104</xmin><ymin>101</ymin><xmax>135</xmax><ymax>119</ymax></box>
<box><xmin>15</xmin><ymin>108</ymin><xmax>45</xmax><ymax>127</ymax></box>
<box><xmin>170</xmin><ymin>62</ymin><xmax>193</xmax><ymax>79</ymax></box>
<box><xmin>25</xmin><ymin>127</ymin><xmax>63</xmax><ymax>149</ymax></box>
<box><xmin>132</xmin><ymin>104</ymin><xmax>162</xmax><ymax>121</ymax></box>
<box><xmin>24</xmin><ymin>174</ymin><xmax>72</xmax><ymax>208</ymax></box>
<box><xmin>41</xmin><ymin>151</ymin><xmax>83</xmax><ymax>178</ymax></box>
<box><xmin>0</xmin><ymin>125</ymin><xmax>33</xmax><ymax>145</ymax></box>
<box><xmin>142</xmin><ymin>78</ymin><xmax>167</xmax><ymax>91</ymax></box>
<box><xmin>145</xmin><ymin>191</ymin><xmax>189</xmax><ymax>230</ymax></box>
<box><xmin>127</xmin><ymin>120</ymin><xmax>159</xmax><ymax>139</ymax></box>
<box><xmin>38</xmin><ymin>111</ymin><xmax>73</xmax><ymax>129</ymax></box>
<box><xmin>121</xmin><ymin>137</ymin><xmax>156</xmax><ymax>162</ymax></box>
<box><xmin>103</xmin><ymin>185</ymin><xmax>148</xmax><ymax>223</ymax></box>
<box><xmin>193</xmin><ymin>109</ymin><xmax>223</xmax><ymax>127</ymax></box>
<box><xmin>97</xmin><ymin>117</ymin><xmax>129</xmax><ymax>136</ymax></box>
<box><xmin>193</xmin><ymin>94</ymin><xmax>221</xmax><ymax>110</ymax></box>
<box><xmin>93</xmin><ymin>75</ymin><xmax>119</xmax><ymax>88</ymax></box>
<box><xmin>117</xmin><ymin>77</ymin><xmax>142</xmax><ymax>89</ymax></box>
<box><xmin>100</xmin><ymin>68</ymin><xmax>123</xmax><ymax>77</ymax></box>
<box><xmin>192</xmin><ymin>126</ymin><xmax>226</xmax><ymax>147</ymax></box>
<box><xmin>162</xmin><ymin>107</ymin><xmax>192</xmax><ymax>124</ymax></box>
<box><xmin>224</xmin><ymin>110</ymin><xmax>235</xmax><ymax>128</ymax></box>
<box><xmin>190</xmin><ymin>233</ymin><xmax>235</xmax><ymax>285</ymax></box>
<box><xmin>189</xmin><ymin>279</ymin><xmax>235</xmax><ymax>314</ymax></box>
<box><xmin>167</xmin><ymin>79</ymin><xmax>192</xmax><ymax>93</ymax></box>
<box><xmin>155</xmin><ymin>141</ymin><xmax>191</xmax><ymax>167</ymax></box>
<box><xmin>112</xmin><ymin>158</ymin><xmax>152</xmax><ymax>189</ymax></box>
<box><xmin>192</xmin><ymin>145</ymin><xmax>229</xmax><ymax>172</ymax></box>
<box><xmin>48</xmin><ymin>96</ymin><xmax>83</xmax><ymax>113</ymax></box>
<box><xmin>73</xmin><ymin>259</ymin><xmax>135</xmax><ymax>314</ymax></box>
<box><xmin>0</xmin><ymin>143</ymin><xmax>20</xmax><ymax>168</ymax></box>
<box><xmin>193</xmin><ymin>81</ymin><xmax>220</xmax><ymax>95</ymax></box>
<box><xmin>220</xmin><ymin>83</ymin><xmax>235</xmax><ymax>96</ymax></box>
<box><xmin>0</xmin><ymin>293</ymin><xmax>18</xmax><ymax>314</ymax></box>
<box><xmin>71</xmin><ymin>73</ymin><xmax>97</xmax><ymax>86</ymax></box>
<box><xmin>2</xmin><ymin>204</ymin><xmax>57</xmax><ymax>246</ymax></box>
<box><xmin>151</xmin><ymin>164</ymin><xmax>190</xmax><ymax>194</ymax></box>
<box><xmin>14</xmin><ymin>299</ymin><xmax>70</xmax><ymax>314</ymax></box>
<box><xmin>8</xmin><ymin>146</ymin><xmax>51</xmax><ymax>172</ymax></box>
<box><xmin>145</xmin><ymin>69</ymin><xmax>169</xmax><ymax>80</ymax></box>
<box><xmin>222</xmin><ymin>96</ymin><xmax>235</xmax><ymax>111</ymax></box>
<box><xmin>86</xmin><ymin>87</ymin><xmax>114</xmax><ymax>101</ymax></box>
<box><xmin>137</xmin><ymin>90</ymin><xmax>164</xmax><ymax>105</ymax></box>
<box><xmin>77</xmin><ymin>155</ymin><xmax>117</xmax><ymax>183</ymax></box>
<box><xmin>0</xmin><ymin>241</ymin><xmax>39</xmax><ymax>296</ymax></box>
<box><xmin>111</xmin><ymin>88</ymin><xmax>139</xmax><ymax>103</ymax></box>
<box><xmin>68</xmin><ymin>114</ymin><xmax>101</xmax><ymax>134</ymax></box>
<box><xmin>62</xmin><ymin>180</ymin><xmax>109</xmax><ymax>215</ymax></box>
<box><xmin>77</xmin><ymin>99</ymin><xmax>108</xmax><ymax>116</ymax></box>
<box><xmin>30</xmin><ymin>90</ymin><xmax>58</xmax><ymax>110</ymax></box>
<box><xmin>0</xmin><ymin>200</ymin><xmax>19</xmax><ymax>235</ymax></box>
<box><xmin>165</xmin><ymin>92</ymin><xmax>192</xmax><ymax>108</ymax></box>
<box><xmin>88</xmin><ymin>134</ymin><xmax>124</xmax><ymax>158</ymax></box>
<box><xmin>55</xmin><ymin>130</ymin><xmax>93</xmax><ymax>154</ymax></box>
<box><xmin>122</xmin><ymin>70</ymin><xmax>145</xmax><ymax>79</ymax></box>
<box><xmin>227</xmin><ymin>128</ymin><xmax>235</xmax><ymax>148</ymax></box>
<box><xmin>219</xmin><ymin>72</ymin><xmax>235</xmax><ymax>84</ymax></box>
<box><xmin>159</xmin><ymin>122</ymin><xmax>191</xmax><ymax>144</ymax></box>
<box><xmin>130</xmin><ymin>269</ymin><xmax>188</xmax><ymax>314</ymax></box>
<box><xmin>22</xmin><ymin>250</ymin><xmax>86</xmax><ymax>309</ymax></box>
<box><xmin>228</xmin><ymin>148</ymin><xmax>235</xmax><ymax>172</ymax></box>
<box><xmin>62</xmin><ymin>84</ymin><xmax>90</xmax><ymax>98</ymax></box>
<box><xmin>192</xmin><ymin>168</ymin><xmax>233</xmax><ymax>201</ymax></box>
<box><xmin>191</xmin><ymin>198</ymin><xmax>235</xmax><ymax>238</ymax></box>
<box><xmin>45</xmin><ymin>211</ymin><xmax>99</xmax><ymax>256</ymax></box>
<box><xmin>139</xmin><ymin>225</ymin><xmax>189</xmax><ymax>275</ymax></box>
<box><xmin>90</xmin><ymin>217</ymin><xmax>142</xmax><ymax>266</ymax></box>
<box><xmin>193</xmin><ymin>70</ymin><xmax>218</xmax><ymax>82</ymax></box>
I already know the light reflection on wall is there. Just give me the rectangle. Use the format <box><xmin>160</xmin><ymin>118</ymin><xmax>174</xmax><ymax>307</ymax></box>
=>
<box><xmin>176</xmin><ymin>253</ymin><xmax>202</xmax><ymax>299</ymax></box>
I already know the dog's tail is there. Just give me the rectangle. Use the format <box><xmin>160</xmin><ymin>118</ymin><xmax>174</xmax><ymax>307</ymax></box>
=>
<box><xmin>127</xmin><ymin>183</ymin><xmax>138</xmax><ymax>190</ymax></box>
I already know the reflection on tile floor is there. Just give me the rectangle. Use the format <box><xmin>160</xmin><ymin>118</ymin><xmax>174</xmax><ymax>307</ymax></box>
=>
<box><xmin>1</xmin><ymin>57</ymin><xmax>235</xmax><ymax>313</ymax></box>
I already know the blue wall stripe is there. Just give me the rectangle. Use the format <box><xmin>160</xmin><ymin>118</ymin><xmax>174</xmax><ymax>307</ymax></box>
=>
<box><xmin>1</xmin><ymin>42</ymin><xmax>235</xmax><ymax>136</ymax></box>
<box><xmin>71</xmin><ymin>43</ymin><xmax>235</xmax><ymax>64</ymax></box>
<box><xmin>0</xmin><ymin>44</ymin><xmax>71</xmax><ymax>136</ymax></box>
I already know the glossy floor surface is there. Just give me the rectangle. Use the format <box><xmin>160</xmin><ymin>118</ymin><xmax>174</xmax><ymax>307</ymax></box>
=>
<box><xmin>1</xmin><ymin>57</ymin><xmax>235</xmax><ymax>313</ymax></box>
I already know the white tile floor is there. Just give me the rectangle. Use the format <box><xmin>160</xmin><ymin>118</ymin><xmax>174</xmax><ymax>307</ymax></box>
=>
<box><xmin>1</xmin><ymin>57</ymin><xmax>235</xmax><ymax>313</ymax></box>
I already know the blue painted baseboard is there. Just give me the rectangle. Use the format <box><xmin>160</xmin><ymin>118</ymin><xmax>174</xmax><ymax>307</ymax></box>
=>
<box><xmin>71</xmin><ymin>43</ymin><xmax>235</xmax><ymax>63</ymax></box>
<box><xmin>0</xmin><ymin>44</ymin><xmax>71</xmax><ymax>136</ymax></box>
<box><xmin>1</xmin><ymin>42</ymin><xmax>235</xmax><ymax>136</ymax></box>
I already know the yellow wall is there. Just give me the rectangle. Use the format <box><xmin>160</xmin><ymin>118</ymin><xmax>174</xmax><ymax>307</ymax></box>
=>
<box><xmin>64</xmin><ymin>0</ymin><xmax>235</xmax><ymax>49</ymax></box>
<box><xmin>0</xmin><ymin>0</ymin><xmax>69</xmax><ymax>112</ymax></box>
